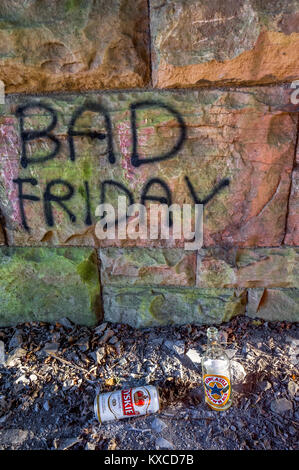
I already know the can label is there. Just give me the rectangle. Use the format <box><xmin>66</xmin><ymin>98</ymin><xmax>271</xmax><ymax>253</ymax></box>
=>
<box><xmin>203</xmin><ymin>374</ymin><xmax>231</xmax><ymax>408</ymax></box>
<box><xmin>94</xmin><ymin>385</ymin><xmax>159</xmax><ymax>423</ymax></box>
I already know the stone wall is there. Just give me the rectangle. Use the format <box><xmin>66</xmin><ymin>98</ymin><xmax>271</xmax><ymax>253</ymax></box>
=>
<box><xmin>0</xmin><ymin>0</ymin><xmax>298</xmax><ymax>326</ymax></box>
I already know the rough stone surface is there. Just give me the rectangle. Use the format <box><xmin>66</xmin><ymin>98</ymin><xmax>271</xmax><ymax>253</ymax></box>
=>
<box><xmin>196</xmin><ymin>247</ymin><xmax>299</xmax><ymax>288</ymax></box>
<box><xmin>247</xmin><ymin>288</ymin><xmax>299</xmax><ymax>322</ymax></box>
<box><xmin>0</xmin><ymin>87</ymin><xmax>296</xmax><ymax>247</ymax></box>
<box><xmin>270</xmin><ymin>398</ymin><xmax>293</xmax><ymax>415</ymax></box>
<box><xmin>99</xmin><ymin>248</ymin><xmax>196</xmax><ymax>286</ymax></box>
<box><xmin>151</xmin><ymin>417</ymin><xmax>168</xmax><ymax>433</ymax></box>
<box><xmin>0</xmin><ymin>429</ymin><xmax>34</xmax><ymax>447</ymax></box>
<box><xmin>285</xmin><ymin>144</ymin><xmax>299</xmax><ymax>246</ymax></box>
<box><xmin>103</xmin><ymin>286</ymin><xmax>247</xmax><ymax>327</ymax></box>
<box><xmin>0</xmin><ymin>0</ymin><xmax>150</xmax><ymax>93</ymax></box>
<box><xmin>150</xmin><ymin>0</ymin><xmax>299</xmax><ymax>88</ymax></box>
<box><xmin>0</xmin><ymin>247</ymin><xmax>101</xmax><ymax>326</ymax></box>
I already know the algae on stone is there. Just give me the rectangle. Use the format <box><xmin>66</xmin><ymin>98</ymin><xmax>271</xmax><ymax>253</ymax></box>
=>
<box><xmin>103</xmin><ymin>285</ymin><xmax>246</xmax><ymax>327</ymax></box>
<box><xmin>0</xmin><ymin>247</ymin><xmax>101</xmax><ymax>326</ymax></box>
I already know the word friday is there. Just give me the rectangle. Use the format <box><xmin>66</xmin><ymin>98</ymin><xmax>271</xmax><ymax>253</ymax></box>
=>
<box><xmin>12</xmin><ymin>100</ymin><xmax>230</xmax><ymax>231</ymax></box>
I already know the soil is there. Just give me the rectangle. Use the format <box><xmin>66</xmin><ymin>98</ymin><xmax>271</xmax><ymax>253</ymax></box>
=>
<box><xmin>0</xmin><ymin>316</ymin><xmax>298</xmax><ymax>450</ymax></box>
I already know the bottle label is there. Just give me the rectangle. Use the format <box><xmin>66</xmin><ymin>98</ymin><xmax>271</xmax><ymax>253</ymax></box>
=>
<box><xmin>203</xmin><ymin>374</ymin><xmax>231</xmax><ymax>408</ymax></box>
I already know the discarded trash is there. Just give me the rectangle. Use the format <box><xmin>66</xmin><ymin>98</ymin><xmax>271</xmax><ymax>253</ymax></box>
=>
<box><xmin>94</xmin><ymin>385</ymin><xmax>160</xmax><ymax>423</ymax></box>
<box><xmin>201</xmin><ymin>327</ymin><xmax>233</xmax><ymax>411</ymax></box>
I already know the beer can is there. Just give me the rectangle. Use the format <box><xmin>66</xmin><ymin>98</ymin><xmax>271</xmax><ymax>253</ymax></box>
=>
<box><xmin>94</xmin><ymin>385</ymin><xmax>160</xmax><ymax>423</ymax></box>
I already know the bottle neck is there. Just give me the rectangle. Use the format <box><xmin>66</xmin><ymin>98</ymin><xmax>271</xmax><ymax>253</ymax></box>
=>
<box><xmin>206</xmin><ymin>327</ymin><xmax>222</xmax><ymax>352</ymax></box>
<box><xmin>207</xmin><ymin>327</ymin><xmax>219</xmax><ymax>344</ymax></box>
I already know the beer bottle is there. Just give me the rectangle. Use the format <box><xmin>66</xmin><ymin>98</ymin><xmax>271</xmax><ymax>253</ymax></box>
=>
<box><xmin>201</xmin><ymin>326</ymin><xmax>232</xmax><ymax>411</ymax></box>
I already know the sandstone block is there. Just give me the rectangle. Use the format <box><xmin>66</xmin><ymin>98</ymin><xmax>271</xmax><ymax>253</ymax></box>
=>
<box><xmin>150</xmin><ymin>0</ymin><xmax>299</xmax><ymax>88</ymax></box>
<box><xmin>0</xmin><ymin>247</ymin><xmax>101</xmax><ymax>326</ymax></box>
<box><xmin>99</xmin><ymin>247</ymin><xmax>196</xmax><ymax>286</ymax></box>
<box><xmin>247</xmin><ymin>288</ymin><xmax>299</xmax><ymax>322</ymax></box>
<box><xmin>103</xmin><ymin>285</ymin><xmax>247</xmax><ymax>327</ymax></box>
<box><xmin>0</xmin><ymin>0</ymin><xmax>150</xmax><ymax>93</ymax></box>
<box><xmin>196</xmin><ymin>247</ymin><xmax>299</xmax><ymax>288</ymax></box>
<box><xmin>0</xmin><ymin>87</ymin><xmax>296</xmax><ymax>247</ymax></box>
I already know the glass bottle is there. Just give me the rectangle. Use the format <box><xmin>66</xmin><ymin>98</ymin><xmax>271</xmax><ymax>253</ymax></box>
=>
<box><xmin>201</xmin><ymin>326</ymin><xmax>232</xmax><ymax>411</ymax></box>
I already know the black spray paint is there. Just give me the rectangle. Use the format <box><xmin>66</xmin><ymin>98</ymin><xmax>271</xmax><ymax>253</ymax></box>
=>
<box><xmin>13</xmin><ymin>100</ymin><xmax>230</xmax><ymax>231</ymax></box>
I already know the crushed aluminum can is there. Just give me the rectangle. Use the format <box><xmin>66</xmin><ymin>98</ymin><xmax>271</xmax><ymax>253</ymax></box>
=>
<box><xmin>94</xmin><ymin>385</ymin><xmax>160</xmax><ymax>423</ymax></box>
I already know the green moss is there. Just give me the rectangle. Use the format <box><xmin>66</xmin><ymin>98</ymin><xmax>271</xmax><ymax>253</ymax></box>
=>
<box><xmin>77</xmin><ymin>253</ymin><xmax>98</xmax><ymax>283</ymax></box>
<box><xmin>148</xmin><ymin>294</ymin><xmax>167</xmax><ymax>321</ymax></box>
<box><xmin>0</xmin><ymin>247</ymin><xmax>101</xmax><ymax>326</ymax></box>
<box><xmin>66</xmin><ymin>0</ymin><xmax>80</xmax><ymax>12</ymax></box>
<box><xmin>122</xmin><ymin>248</ymin><xmax>170</xmax><ymax>267</ymax></box>
<box><xmin>198</xmin><ymin>259</ymin><xmax>236</xmax><ymax>288</ymax></box>
<box><xmin>82</xmin><ymin>160</ymin><xmax>92</xmax><ymax>180</ymax></box>
<box><xmin>103</xmin><ymin>286</ymin><xmax>247</xmax><ymax>327</ymax></box>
